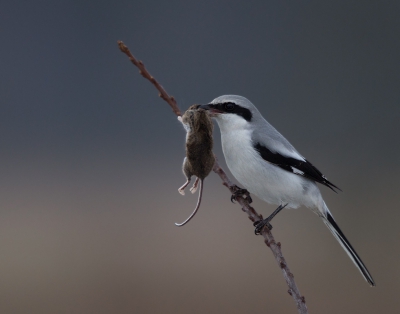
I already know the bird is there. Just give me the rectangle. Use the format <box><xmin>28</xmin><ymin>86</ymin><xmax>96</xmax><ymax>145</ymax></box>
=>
<box><xmin>199</xmin><ymin>95</ymin><xmax>375</xmax><ymax>286</ymax></box>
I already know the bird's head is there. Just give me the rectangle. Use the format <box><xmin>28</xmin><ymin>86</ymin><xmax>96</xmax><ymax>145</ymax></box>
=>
<box><xmin>199</xmin><ymin>95</ymin><xmax>260</xmax><ymax>130</ymax></box>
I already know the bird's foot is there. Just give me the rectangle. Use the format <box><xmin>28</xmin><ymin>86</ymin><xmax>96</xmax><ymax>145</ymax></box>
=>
<box><xmin>231</xmin><ymin>185</ymin><xmax>252</xmax><ymax>204</ymax></box>
<box><xmin>253</xmin><ymin>203</ymin><xmax>288</xmax><ymax>235</ymax></box>
<box><xmin>253</xmin><ymin>219</ymin><xmax>272</xmax><ymax>234</ymax></box>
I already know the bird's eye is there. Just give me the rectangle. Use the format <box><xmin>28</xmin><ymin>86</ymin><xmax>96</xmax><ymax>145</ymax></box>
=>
<box><xmin>224</xmin><ymin>103</ymin><xmax>235</xmax><ymax>111</ymax></box>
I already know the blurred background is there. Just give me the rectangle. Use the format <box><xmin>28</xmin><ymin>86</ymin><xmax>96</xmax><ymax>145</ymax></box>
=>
<box><xmin>1</xmin><ymin>1</ymin><xmax>399</xmax><ymax>313</ymax></box>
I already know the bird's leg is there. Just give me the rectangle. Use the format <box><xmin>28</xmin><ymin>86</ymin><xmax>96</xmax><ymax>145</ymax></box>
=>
<box><xmin>189</xmin><ymin>177</ymin><xmax>200</xmax><ymax>194</ymax></box>
<box><xmin>231</xmin><ymin>185</ymin><xmax>253</xmax><ymax>203</ymax></box>
<box><xmin>178</xmin><ymin>179</ymin><xmax>191</xmax><ymax>195</ymax></box>
<box><xmin>254</xmin><ymin>203</ymin><xmax>288</xmax><ymax>235</ymax></box>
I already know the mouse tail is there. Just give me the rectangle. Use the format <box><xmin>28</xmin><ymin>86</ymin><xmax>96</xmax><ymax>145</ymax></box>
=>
<box><xmin>175</xmin><ymin>179</ymin><xmax>203</xmax><ymax>227</ymax></box>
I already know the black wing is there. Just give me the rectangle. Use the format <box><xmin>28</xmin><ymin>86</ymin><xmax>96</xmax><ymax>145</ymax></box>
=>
<box><xmin>254</xmin><ymin>143</ymin><xmax>341</xmax><ymax>193</ymax></box>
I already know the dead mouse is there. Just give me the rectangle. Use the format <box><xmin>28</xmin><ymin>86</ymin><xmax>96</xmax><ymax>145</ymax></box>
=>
<box><xmin>176</xmin><ymin>104</ymin><xmax>215</xmax><ymax>226</ymax></box>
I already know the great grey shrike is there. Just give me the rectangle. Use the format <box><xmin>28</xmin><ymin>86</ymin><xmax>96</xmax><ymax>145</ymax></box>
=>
<box><xmin>199</xmin><ymin>95</ymin><xmax>375</xmax><ymax>286</ymax></box>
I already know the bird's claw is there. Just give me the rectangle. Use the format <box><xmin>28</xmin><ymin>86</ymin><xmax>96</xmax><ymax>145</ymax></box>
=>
<box><xmin>253</xmin><ymin>219</ymin><xmax>272</xmax><ymax>235</ymax></box>
<box><xmin>253</xmin><ymin>203</ymin><xmax>288</xmax><ymax>235</ymax></box>
<box><xmin>231</xmin><ymin>186</ymin><xmax>253</xmax><ymax>203</ymax></box>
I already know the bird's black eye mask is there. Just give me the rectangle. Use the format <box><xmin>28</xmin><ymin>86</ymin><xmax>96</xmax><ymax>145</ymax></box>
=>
<box><xmin>200</xmin><ymin>102</ymin><xmax>252</xmax><ymax>122</ymax></box>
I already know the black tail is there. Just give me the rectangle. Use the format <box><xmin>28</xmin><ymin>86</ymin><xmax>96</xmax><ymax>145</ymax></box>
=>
<box><xmin>323</xmin><ymin>211</ymin><xmax>375</xmax><ymax>286</ymax></box>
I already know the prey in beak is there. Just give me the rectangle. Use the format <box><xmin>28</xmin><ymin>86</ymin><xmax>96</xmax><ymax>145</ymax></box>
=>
<box><xmin>198</xmin><ymin>104</ymin><xmax>223</xmax><ymax>117</ymax></box>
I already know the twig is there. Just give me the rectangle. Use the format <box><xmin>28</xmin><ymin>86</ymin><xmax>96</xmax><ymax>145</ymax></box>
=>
<box><xmin>213</xmin><ymin>161</ymin><xmax>308</xmax><ymax>314</ymax></box>
<box><xmin>118</xmin><ymin>41</ymin><xmax>181</xmax><ymax>116</ymax></box>
<box><xmin>118</xmin><ymin>41</ymin><xmax>309</xmax><ymax>314</ymax></box>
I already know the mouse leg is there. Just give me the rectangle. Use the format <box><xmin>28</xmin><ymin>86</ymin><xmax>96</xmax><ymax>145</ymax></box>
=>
<box><xmin>178</xmin><ymin>179</ymin><xmax>191</xmax><ymax>195</ymax></box>
<box><xmin>190</xmin><ymin>178</ymin><xmax>200</xmax><ymax>194</ymax></box>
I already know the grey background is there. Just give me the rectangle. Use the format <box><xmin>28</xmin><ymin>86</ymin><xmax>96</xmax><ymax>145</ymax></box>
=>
<box><xmin>1</xmin><ymin>1</ymin><xmax>400</xmax><ymax>313</ymax></box>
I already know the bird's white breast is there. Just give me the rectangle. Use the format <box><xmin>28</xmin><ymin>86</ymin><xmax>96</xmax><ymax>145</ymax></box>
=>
<box><xmin>218</xmin><ymin>117</ymin><xmax>318</xmax><ymax>209</ymax></box>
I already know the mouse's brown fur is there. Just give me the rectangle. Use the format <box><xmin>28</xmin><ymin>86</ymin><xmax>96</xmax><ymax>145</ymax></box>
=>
<box><xmin>182</xmin><ymin>105</ymin><xmax>215</xmax><ymax>182</ymax></box>
<box><xmin>176</xmin><ymin>105</ymin><xmax>215</xmax><ymax>226</ymax></box>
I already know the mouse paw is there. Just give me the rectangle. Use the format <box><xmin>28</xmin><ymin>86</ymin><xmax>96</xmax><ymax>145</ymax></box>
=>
<box><xmin>190</xmin><ymin>178</ymin><xmax>200</xmax><ymax>194</ymax></box>
<box><xmin>178</xmin><ymin>179</ymin><xmax>191</xmax><ymax>196</ymax></box>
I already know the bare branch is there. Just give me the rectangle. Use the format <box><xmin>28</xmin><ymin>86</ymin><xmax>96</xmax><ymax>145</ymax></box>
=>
<box><xmin>213</xmin><ymin>161</ymin><xmax>309</xmax><ymax>314</ymax></box>
<box><xmin>118</xmin><ymin>41</ymin><xmax>182</xmax><ymax>116</ymax></box>
<box><xmin>118</xmin><ymin>41</ymin><xmax>309</xmax><ymax>314</ymax></box>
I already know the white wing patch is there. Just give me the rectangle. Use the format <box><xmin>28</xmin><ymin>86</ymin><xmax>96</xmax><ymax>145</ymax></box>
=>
<box><xmin>291</xmin><ymin>167</ymin><xmax>304</xmax><ymax>176</ymax></box>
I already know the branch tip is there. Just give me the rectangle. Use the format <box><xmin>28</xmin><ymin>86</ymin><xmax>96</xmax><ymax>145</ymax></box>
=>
<box><xmin>117</xmin><ymin>40</ymin><xmax>129</xmax><ymax>53</ymax></box>
<box><xmin>118</xmin><ymin>41</ymin><xmax>182</xmax><ymax>116</ymax></box>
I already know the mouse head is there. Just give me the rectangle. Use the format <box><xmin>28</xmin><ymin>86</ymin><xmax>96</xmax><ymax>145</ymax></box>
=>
<box><xmin>181</xmin><ymin>104</ymin><xmax>202</xmax><ymax>127</ymax></box>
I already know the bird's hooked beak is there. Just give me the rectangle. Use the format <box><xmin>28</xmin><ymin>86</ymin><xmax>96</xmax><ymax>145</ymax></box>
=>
<box><xmin>198</xmin><ymin>104</ymin><xmax>222</xmax><ymax>117</ymax></box>
<box><xmin>198</xmin><ymin>104</ymin><xmax>212</xmax><ymax>110</ymax></box>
